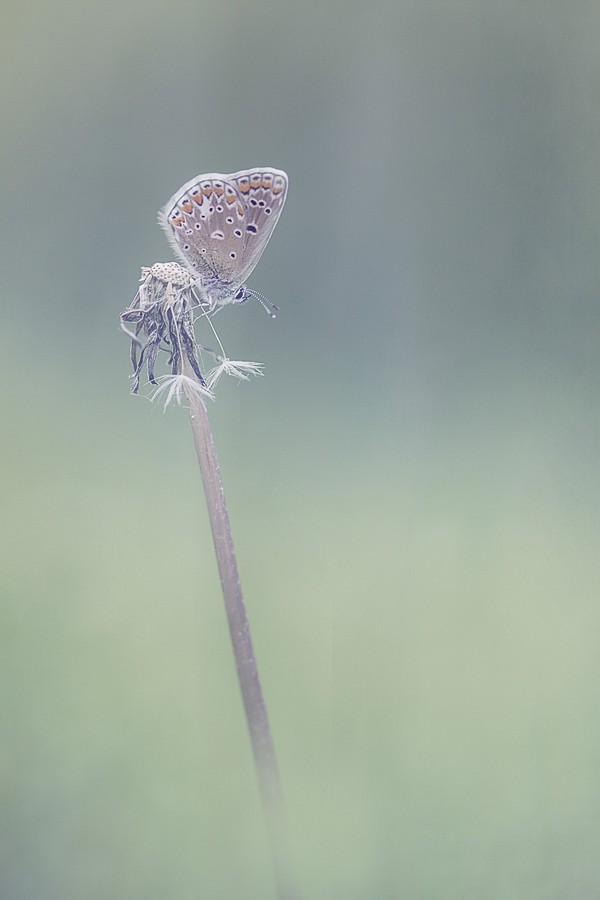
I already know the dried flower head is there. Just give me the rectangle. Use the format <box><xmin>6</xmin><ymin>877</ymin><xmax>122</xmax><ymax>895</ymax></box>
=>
<box><xmin>120</xmin><ymin>263</ymin><xmax>205</xmax><ymax>392</ymax></box>
<box><xmin>120</xmin><ymin>262</ymin><xmax>265</xmax><ymax>405</ymax></box>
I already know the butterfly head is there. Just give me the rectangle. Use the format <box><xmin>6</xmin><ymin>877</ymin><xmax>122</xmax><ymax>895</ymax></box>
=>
<box><xmin>205</xmin><ymin>282</ymin><xmax>251</xmax><ymax>309</ymax></box>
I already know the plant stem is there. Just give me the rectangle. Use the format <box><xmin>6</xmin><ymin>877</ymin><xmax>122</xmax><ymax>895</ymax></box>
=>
<box><xmin>184</xmin><ymin>379</ymin><xmax>299</xmax><ymax>900</ymax></box>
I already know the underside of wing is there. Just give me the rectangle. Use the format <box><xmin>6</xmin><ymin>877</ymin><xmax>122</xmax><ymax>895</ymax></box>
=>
<box><xmin>158</xmin><ymin>174</ymin><xmax>247</xmax><ymax>289</ymax></box>
<box><xmin>228</xmin><ymin>168</ymin><xmax>288</xmax><ymax>284</ymax></box>
<box><xmin>158</xmin><ymin>167</ymin><xmax>288</xmax><ymax>291</ymax></box>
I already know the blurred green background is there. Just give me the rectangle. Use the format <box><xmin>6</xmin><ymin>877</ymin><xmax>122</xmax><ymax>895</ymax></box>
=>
<box><xmin>2</xmin><ymin>1</ymin><xmax>600</xmax><ymax>897</ymax></box>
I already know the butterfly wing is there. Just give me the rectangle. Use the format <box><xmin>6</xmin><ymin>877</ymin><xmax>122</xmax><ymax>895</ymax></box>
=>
<box><xmin>159</xmin><ymin>173</ymin><xmax>247</xmax><ymax>290</ymax></box>
<box><xmin>158</xmin><ymin>167</ymin><xmax>288</xmax><ymax>295</ymax></box>
<box><xmin>226</xmin><ymin>167</ymin><xmax>288</xmax><ymax>284</ymax></box>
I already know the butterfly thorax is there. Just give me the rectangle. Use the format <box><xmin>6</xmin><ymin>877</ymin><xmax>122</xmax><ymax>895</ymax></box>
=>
<box><xmin>197</xmin><ymin>278</ymin><xmax>250</xmax><ymax>309</ymax></box>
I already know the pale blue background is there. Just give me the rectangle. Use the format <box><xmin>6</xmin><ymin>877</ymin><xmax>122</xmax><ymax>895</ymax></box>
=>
<box><xmin>2</xmin><ymin>2</ymin><xmax>600</xmax><ymax>898</ymax></box>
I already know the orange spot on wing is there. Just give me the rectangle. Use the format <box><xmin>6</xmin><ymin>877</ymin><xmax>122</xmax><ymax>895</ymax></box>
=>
<box><xmin>180</xmin><ymin>199</ymin><xmax>193</xmax><ymax>213</ymax></box>
<box><xmin>214</xmin><ymin>185</ymin><xmax>223</xmax><ymax>196</ymax></box>
<box><xmin>203</xmin><ymin>186</ymin><xmax>212</xmax><ymax>197</ymax></box>
<box><xmin>238</xmin><ymin>181</ymin><xmax>250</xmax><ymax>193</ymax></box>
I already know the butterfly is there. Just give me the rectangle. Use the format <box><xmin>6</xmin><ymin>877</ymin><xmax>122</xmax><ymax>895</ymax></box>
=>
<box><xmin>158</xmin><ymin>167</ymin><xmax>288</xmax><ymax>309</ymax></box>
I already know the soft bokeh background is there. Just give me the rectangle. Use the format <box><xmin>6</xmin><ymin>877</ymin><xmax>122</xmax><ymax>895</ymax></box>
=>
<box><xmin>2</xmin><ymin>1</ymin><xmax>600</xmax><ymax>897</ymax></box>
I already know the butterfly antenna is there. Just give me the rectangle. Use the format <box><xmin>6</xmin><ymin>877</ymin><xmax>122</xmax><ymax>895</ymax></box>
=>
<box><xmin>247</xmin><ymin>289</ymin><xmax>279</xmax><ymax>318</ymax></box>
